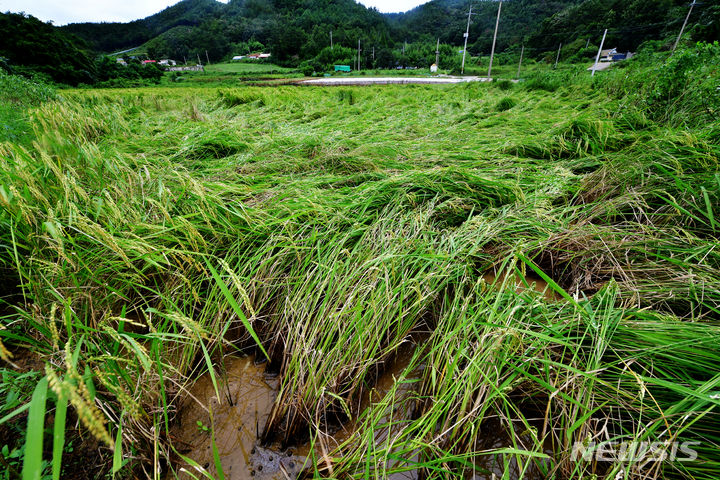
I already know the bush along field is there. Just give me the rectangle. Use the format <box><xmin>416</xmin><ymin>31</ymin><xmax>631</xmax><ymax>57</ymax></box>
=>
<box><xmin>0</xmin><ymin>42</ymin><xmax>719</xmax><ymax>480</ymax></box>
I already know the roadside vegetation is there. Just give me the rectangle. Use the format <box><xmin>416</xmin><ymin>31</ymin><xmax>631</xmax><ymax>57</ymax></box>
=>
<box><xmin>0</xmin><ymin>42</ymin><xmax>719</xmax><ymax>479</ymax></box>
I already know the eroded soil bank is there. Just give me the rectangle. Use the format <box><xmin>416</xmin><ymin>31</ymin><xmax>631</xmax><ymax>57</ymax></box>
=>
<box><xmin>172</xmin><ymin>268</ymin><xmax>559</xmax><ymax>479</ymax></box>
<box><xmin>172</xmin><ymin>341</ymin><xmax>549</xmax><ymax>480</ymax></box>
<box><xmin>172</xmin><ymin>355</ymin><xmax>304</xmax><ymax>480</ymax></box>
<box><xmin>172</xmin><ymin>348</ymin><xmax>421</xmax><ymax>480</ymax></box>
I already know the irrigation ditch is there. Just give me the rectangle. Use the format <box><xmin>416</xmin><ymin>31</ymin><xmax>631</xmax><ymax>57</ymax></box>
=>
<box><xmin>172</xmin><ymin>270</ymin><xmax>559</xmax><ymax>480</ymax></box>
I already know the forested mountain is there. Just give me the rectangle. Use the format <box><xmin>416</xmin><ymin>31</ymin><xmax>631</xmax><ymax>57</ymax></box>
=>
<box><xmin>57</xmin><ymin>0</ymin><xmax>718</xmax><ymax>66</ymax></box>
<box><xmin>140</xmin><ymin>0</ymin><xmax>394</xmax><ymax>63</ymax></box>
<box><xmin>60</xmin><ymin>0</ymin><xmax>394</xmax><ymax>63</ymax></box>
<box><xmin>0</xmin><ymin>12</ymin><xmax>96</xmax><ymax>84</ymax></box>
<box><xmin>528</xmin><ymin>0</ymin><xmax>719</xmax><ymax>53</ymax></box>
<box><xmin>0</xmin><ymin>12</ymin><xmax>165</xmax><ymax>86</ymax></box>
<box><xmin>391</xmin><ymin>0</ymin><xmax>719</xmax><ymax>57</ymax></box>
<box><xmin>387</xmin><ymin>0</ymin><xmax>585</xmax><ymax>54</ymax></box>
<box><xmin>60</xmin><ymin>0</ymin><xmax>223</xmax><ymax>53</ymax></box>
<box><xmin>2</xmin><ymin>0</ymin><xmax>718</xmax><ymax>84</ymax></box>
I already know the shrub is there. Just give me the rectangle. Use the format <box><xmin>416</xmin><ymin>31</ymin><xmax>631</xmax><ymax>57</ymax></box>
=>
<box><xmin>603</xmin><ymin>41</ymin><xmax>720</xmax><ymax>126</ymax></box>
<box><xmin>647</xmin><ymin>41</ymin><xmax>720</xmax><ymax>124</ymax></box>
<box><xmin>522</xmin><ymin>70</ymin><xmax>565</xmax><ymax>92</ymax></box>
<box><xmin>0</xmin><ymin>72</ymin><xmax>55</xmax><ymax>106</ymax></box>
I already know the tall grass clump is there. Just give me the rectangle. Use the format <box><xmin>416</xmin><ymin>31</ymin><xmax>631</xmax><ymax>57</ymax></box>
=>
<box><xmin>602</xmin><ymin>41</ymin><xmax>720</xmax><ymax>127</ymax></box>
<box><xmin>217</xmin><ymin>88</ymin><xmax>266</xmax><ymax>107</ymax></box>
<box><xmin>0</xmin><ymin>72</ymin><xmax>55</xmax><ymax>143</ymax></box>
<box><xmin>326</xmin><ymin>277</ymin><xmax>720</xmax><ymax>479</ymax></box>
<box><xmin>495</xmin><ymin>96</ymin><xmax>517</xmax><ymax>112</ymax></box>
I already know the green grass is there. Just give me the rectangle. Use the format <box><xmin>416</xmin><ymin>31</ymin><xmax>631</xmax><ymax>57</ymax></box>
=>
<box><xmin>0</xmin><ymin>72</ymin><xmax>55</xmax><ymax>144</ymax></box>
<box><xmin>0</xmin><ymin>45</ymin><xmax>719</xmax><ymax>480</ymax></box>
<box><xmin>204</xmin><ymin>62</ymin><xmax>295</xmax><ymax>74</ymax></box>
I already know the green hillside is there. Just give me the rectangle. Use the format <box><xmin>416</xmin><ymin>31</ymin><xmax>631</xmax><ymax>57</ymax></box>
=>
<box><xmin>59</xmin><ymin>0</ymin><xmax>222</xmax><ymax>53</ymax></box>
<box><xmin>387</xmin><ymin>0</ymin><xmax>585</xmax><ymax>54</ymax></box>
<box><xmin>2</xmin><ymin>0</ymin><xmax>718</xmax><ymax>84</ymax></box>
<box><xmin>528</xmin><ymin>0</ymin><xmax>720</xmax><ymax>53</ymax></box>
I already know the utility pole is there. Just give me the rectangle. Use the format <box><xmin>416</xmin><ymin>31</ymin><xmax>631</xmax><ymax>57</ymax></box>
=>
<box><xmin>435</xmin><ymin>38</ymin><xmax>440</xmax><ymax>66</ymax></box>
<box><xmin>461</xmin><ymin>6</ymin><xmax>472</xmax><ymax>75</ymax></box>
<box><xmin>591</xmin><ymin>29</ymin><xmax>608</xmax><ymax>77</ymax></box>
<box><xmin>205</xmin><ymin>50</ymin><xmax>210</xmax><ymax>66</ymax></box>
<box><xmin>487</xmin><ymin>1</ymin><xmax>502</xmax><ymax>78</ymax></box>
<box><xmin>585</xmin><ymin>38</ymin><xmax>590</xmax><ymax>49</ymax></box>
<box><xmin>516</xmin><ymin>44</ymin><xmax>524</xmax><ymax>80</ymax></box>
<box><xmin>554</xmin><ymin>43</ymin><xmax>562</xmax><ymax>69</ymax></box>
<box><xmin>357</xmin><ymin>38</ymin><xmax>361</xmax><ymax>71</ymax></box>
<box><xmin>197</xmin><ymin>53</ymin><xmax>202</xmax><ymax>66</ymax></box>
<box><xmin>330</xmin><ymin>30</ymin><xmax>333</xmax><ymax>50</ymax></box>
<box><xmin>672</xmin><ymin>0</ymin><xmax>698</xmax><ymax>55</ymax></box>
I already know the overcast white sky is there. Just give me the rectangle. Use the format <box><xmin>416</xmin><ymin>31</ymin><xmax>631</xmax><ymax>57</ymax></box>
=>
<box><xmin>0</xmin><ymin>0</ymin><xmax>427</xmax><ymax>25</ymax></box>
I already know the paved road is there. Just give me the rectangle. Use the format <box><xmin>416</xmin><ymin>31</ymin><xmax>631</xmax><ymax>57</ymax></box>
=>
<box><xmin>300</xmin><ymin>76</ymin><xmax>492</xmax><ymax>86</ymax></box>
<box><xmin>587</xmin><ymin>62</ymin><xmax>612</xmax><ymax>72</ymax></box>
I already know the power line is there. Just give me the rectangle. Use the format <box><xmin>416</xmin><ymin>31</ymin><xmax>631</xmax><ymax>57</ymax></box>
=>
<box><xmin>459</xmin><ymin>15</ymin><xmax>693</xmax><ymax>46</ymax></box>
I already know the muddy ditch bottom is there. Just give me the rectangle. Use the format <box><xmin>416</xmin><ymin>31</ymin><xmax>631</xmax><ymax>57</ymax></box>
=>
<box><xmin>171</xmin><ymin>350</ymin><xmax>420</xmax><ymax>480</ymax></box>
<box><xmin>483</xmin><ymin>269</ymin><xmax>560</xmax><ymax>301</ymax></box>
<box><xmin>172</xmin><ymin>325</ymin><xmax>552</xmax><ymax>479</ymax></box>
<box><xmin>171</xmin><ymin>355</ymin><xmax>298</xmax><ymax>480</ymax></box>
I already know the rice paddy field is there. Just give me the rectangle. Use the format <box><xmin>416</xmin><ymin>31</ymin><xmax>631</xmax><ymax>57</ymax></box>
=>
<box><xmin>204</xmin><ymin>63</ymin><xmax>297</xmax><ymax>75</ymax></box>
<box><xmin>1</xmin><ymin>48</ymin><xmax>719</xmax><ymax>480</ymax></box>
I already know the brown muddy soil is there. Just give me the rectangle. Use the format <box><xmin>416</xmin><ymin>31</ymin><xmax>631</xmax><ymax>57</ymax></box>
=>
<box><xmin>483</xmin><ymin>269</ymin><xmax>559</xmax><ymax>301</ymax></box>
<box><xmin>172</xmin><ymin>338</ymin><xmax>549</xmax><ymax>479</ymax></box>
<box><xmin>171</xmin><ymin>355</ymin><xmax>301</xmax><ymax>480</ymax></box>
<box><xmin>171</xmin><ymin>343</ymin><xmax>422</xmax><ymax>480</ymax></box>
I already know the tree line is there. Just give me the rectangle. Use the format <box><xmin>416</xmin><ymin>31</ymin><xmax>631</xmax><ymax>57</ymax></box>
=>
<box><xmin>1</xmin><ymin>0</ymin><xmax>718</xmax><ymax>85</ymax></box>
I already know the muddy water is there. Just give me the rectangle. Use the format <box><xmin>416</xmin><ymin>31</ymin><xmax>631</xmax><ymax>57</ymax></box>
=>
<box><xmin>174</xmin><ymin>344</ymin><xmax>548</xmax><ymax>480</ymax></box>
<box><xmin>483</xmin><ymin>269</ymin><xmax>559</xmax><ymax>301</ymax></box>
<box><xmin>173</xmin><ymin>356</ymin><xmax>303</xmax><ymax>480</ymax></box>
<box><xmin>470</xmin><ymin>418</ymin><xmax>551</xmax><ymax>480</ymax></box>
<box><xmin>173</xmin><ymin>346</ymin><xmax>421</xmax><ymax>480</ymax></box>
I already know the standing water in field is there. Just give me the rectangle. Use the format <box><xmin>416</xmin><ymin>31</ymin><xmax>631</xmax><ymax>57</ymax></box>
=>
<box><xmin>172</xmin><ymin>345</ymin><xmax>424</xmax><ymax>479</ymax></box>
<box><xmin>483</xmin><ymin>268</ymin><xmax>559</xmax><ymax>301</ymax></box>
<box><xmin>172</xmin><ymin>337</ymin><xmax>551</xmax><ymax>479</ymax></box>
<box><xmin>173</xmin><ymin>355</ymin><xmax>303</xmax><ymax>480</ymax></box>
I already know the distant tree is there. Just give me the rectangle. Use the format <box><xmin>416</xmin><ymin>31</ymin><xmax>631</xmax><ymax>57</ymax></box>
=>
<box><xmin>270</xmin><ymin>24</ymin><xmax>307</xmax><ymax>64</ymax></box>
<box><xmin>0</xmin><ymin>12</ymin><xmax>95</xmax><ymax>85</ymax></box>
